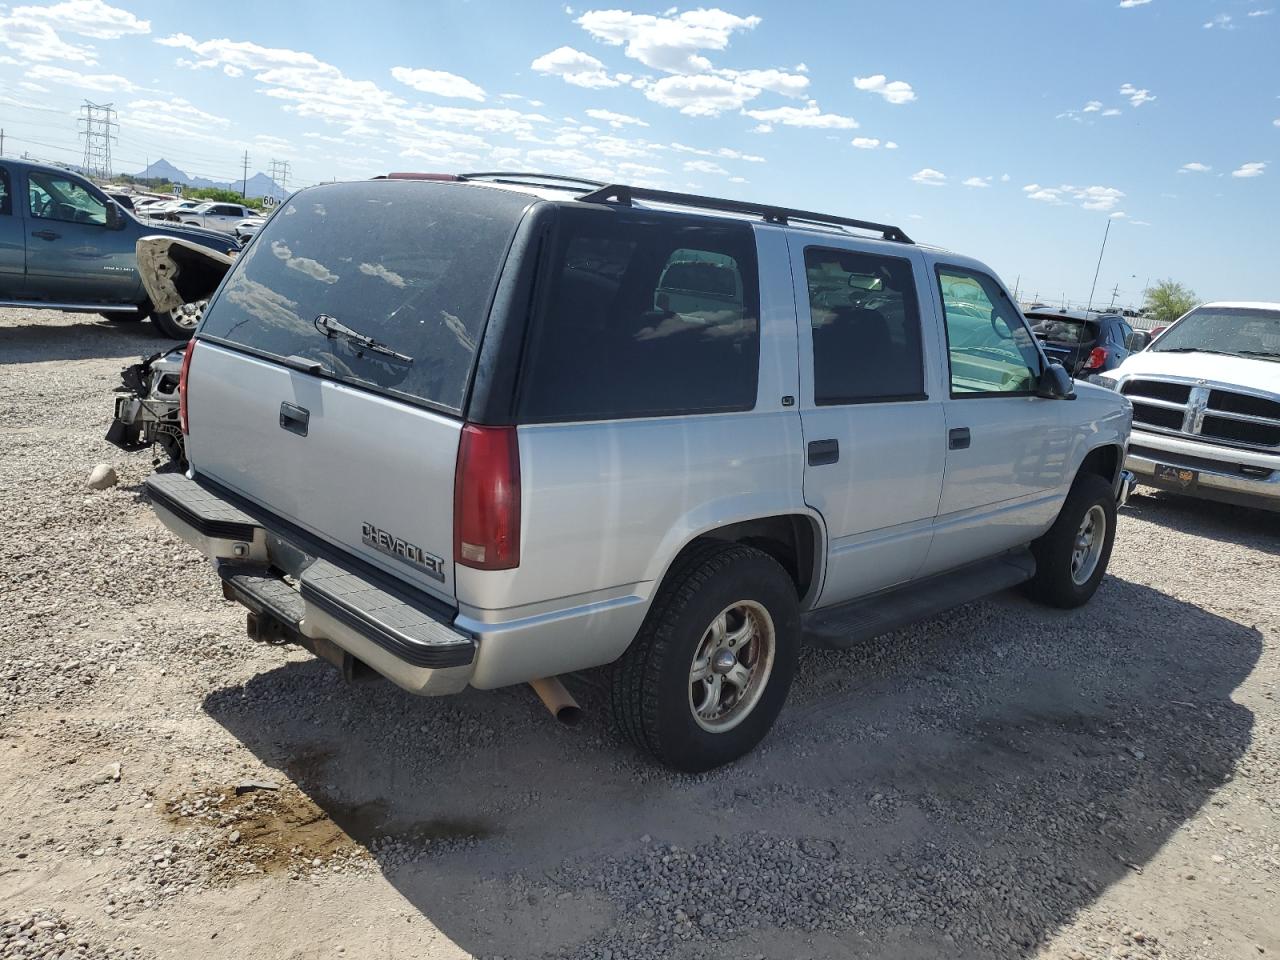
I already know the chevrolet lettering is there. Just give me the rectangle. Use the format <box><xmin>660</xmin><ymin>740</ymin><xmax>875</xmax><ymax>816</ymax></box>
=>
<box><xmin>361</xmin><ymin>522</ymin><xmax>445</xmax><ymax>581</ymax></box>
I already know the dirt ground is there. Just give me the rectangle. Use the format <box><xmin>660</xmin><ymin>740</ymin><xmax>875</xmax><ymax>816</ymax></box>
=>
<box><xmin>2</xmin><ymin>309</ymin><xmax>1278</xmax><ymax>960</ymax></box>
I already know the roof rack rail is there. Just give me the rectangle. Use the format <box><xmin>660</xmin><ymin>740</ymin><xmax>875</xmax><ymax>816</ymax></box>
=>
<box><xmin>460</xmin><ymin>171</ymin><xmax>609</xmax><ymax>191</ymax></box>
<box><xmin>576</xmin><ymin>183</ymin><xmax>913</xmax><ymax>244</ymax></box>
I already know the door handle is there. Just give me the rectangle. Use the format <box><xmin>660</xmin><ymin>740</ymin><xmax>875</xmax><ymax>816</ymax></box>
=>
<box><xmin>807</xmin><ymin>438</ymin><xmax>839</xmax><ymax>466</ymax></box>
<box><xmin>948</xmin><ymin>427</ymin><xmax>971</xmax><ymax>450</ymax></box>
<box><xmin>31</xmin><ymin>230</ymin><xmax>59</xmax><ymax>241</ymax></box>
<box><xmin>279</xmin><ymin>402</ymin><xmax>310</xmax><ymax>437</ymax></box>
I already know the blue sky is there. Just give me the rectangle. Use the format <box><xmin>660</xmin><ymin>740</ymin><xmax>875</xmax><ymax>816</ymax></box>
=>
<box><xmin>1</xmin><ymin>0</ymin><xmax>1276</xmax><ymax>306</ymax></box>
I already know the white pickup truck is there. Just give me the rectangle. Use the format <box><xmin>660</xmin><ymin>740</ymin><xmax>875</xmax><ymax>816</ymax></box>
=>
<box><xmin>142</xmin><ymin>173</ymin><xmax>1135</xmax><ymax>771</ymax></box>
<box><xmin>1099</xmin><ymin>301</ymin><xmax>1279</xmax><ymax>511</ymax></box>
<box><xmin>165</xmin><ymin>201</ymin><xmax>259</xmax><ymax>234</ymax></box>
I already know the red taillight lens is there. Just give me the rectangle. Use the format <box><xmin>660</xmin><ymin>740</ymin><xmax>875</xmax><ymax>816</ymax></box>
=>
<box><xmin>178</xmin><ymin>338</ymin><xmax>195</xmax><ymax>435</ymax></box>
<box><xmin>454</xmin><ymin>425</ymin><xmax>520</xmax><ymax>571</ymax></box>
<box><xmin>1083</xmin><ymin>346</ymin><xmax>1108</xmax><ymax>371</ymax></box>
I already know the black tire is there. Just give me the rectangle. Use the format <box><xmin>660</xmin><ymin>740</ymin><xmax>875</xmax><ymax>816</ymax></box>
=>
<box><xmin>149</xmin><ymin>302</ymin><xmax>203</xmax><ymax>340</ymax></box>
<box><xmin>101</xmin><ymin>309</ymin><xmax>144</xmax><ymax>322</ymax></box>
<box><xmin>1025</xmin><ymin>472</ymin><xmax>1117</xmax><ymax>609</ymax></box>
<box><xmin>610</xmin><ymin>542</ymin><xmax>800</xmax><ymax>772</ymax></box>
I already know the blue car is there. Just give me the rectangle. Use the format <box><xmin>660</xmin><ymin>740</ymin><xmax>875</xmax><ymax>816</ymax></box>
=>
<box><xmin>0</xmin><ymin>158</ymin><xmax>238</xmax><ymax>338</ymax></box>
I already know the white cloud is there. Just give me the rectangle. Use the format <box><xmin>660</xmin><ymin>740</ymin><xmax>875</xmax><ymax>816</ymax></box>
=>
<box><xmin>1102</xmin><ymin>108</ymin><xmax>1121</xmax><ymax>116</ymax></box>
<box><xmin>1180</xmin><ymin>162</ymin><xmax>1211</xmax><ymax>173</ymax></box>
<box><xmin>741</xmin><ymin>99</ymin><xmax>858</xmax><ymax>129</ymax></box>
<box><xmin>671</xmin><ymin>142</ymin><xmax>764</xmax><ymax>162</ymax></box>
<box><xmin>1231</xmin><ymin>161</ymin><xmax>1266</xmax><ymax>178</ymax></box>
<box><xmin>885</xmin><ymin>141</ymin><xmax>898</xmax><ymax>149</ymax></box>
<box><xmin>1023</xmin><ymin>182</ymin><xmax>1126</xmax><ymax>210</ymax></box>
<box><xmin>25</xmin><ymin>62</ymin><xmax>136</xmax><ymax>92</ymax></box>
<box><xmin>1083</xmin><ymin>100</ymin><xmax>1103</xmax><ymax>112</ymax></box>
<box><xmin>644</xmin><ymin>74</ymin><xmax>758</xmax><ymax>115</ymax></box>
<box><xmin>850</xmin><ymin>137</ymin><xmax>880</xmax><ymax>149</ymax></box>
<box><xmin>575</xmin><ymin>7</ymin><xmax>760</xmax><ymax>74</ymax></box>
<box><xmin>1118</xmin><ymin>0</ymin><xmax>1151</xmax><ymax>6</ymax></box>
<box><xmin>1203</xmin><ymin>13</ymin><xmax>1235</xmax><ymax>29</ymax></box>
<box><xmin>683</xmin><ymin>159</ymin><xmax>729</xmax><ymax>175</ymax></box>
<box><xmin>531</xmin><ymin>45</ymin><xmax>619</xmax><ymax>88</ymax></box>
<box><xmin>0</xmin><ymin>0</ymin><xmax>149</xmax><ymax>64</ymax></box>
<box><xmin>962</xmin><ymin>176</ymin><xmax>992</xmax><ymax>188</ymax></box>
<box><xmin>719</xmin><ymin>67</ymin><xmax>808</xmax><ymax>98</ymax></box>
<box><xmin>911</xmin><ymin>168</ymin><xmax>946</xmax><ymax>186</ymax></box>
<box><xmin>1000</xmin><ymin>173</ymin><xmax>1010</xmax><ymax>182</ymax></box>
<box><xmin>853</xmin><ymin>74</ymin><xmax>916</xmax><ymax>104</ymax></box>
<box><xmin>1119</xmin><ymin>82</ymin><xmax>1155</xmax><ymax>107</ymax></box>
<box><xmin>390</xmin><ymin>66</ymin><xmax>485</xmax><ymax>102</ymax></box>
<box><xmin>123</xmin><ymin>97</ymin><xmax>231</xmax><ymax>145</ymax></box>
<box><xmin>1109</xmin><ymin>211</ymin><xmax>1128</xmax><ymax>219</ymax></box>
<box><xmin>584</xmin><ymin>107</ymin><xmax>649</xmax><ymax>128</ymax></box>
<box><xmin>1248</xmin><ymin>8</ymin><xmax>1274</xmax><ymax>15</ymax></box>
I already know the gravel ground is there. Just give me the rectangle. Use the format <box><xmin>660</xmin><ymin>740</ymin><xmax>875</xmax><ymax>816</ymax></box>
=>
<box><xmin>2</xmin><ymin>307</ymin><xmax>1278</xmax><ymax>960</ymax></box>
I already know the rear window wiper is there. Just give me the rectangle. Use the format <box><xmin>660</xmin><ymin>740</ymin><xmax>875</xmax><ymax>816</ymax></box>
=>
<box><xmin>314</xmin><ymin>314</ymin><xmax>413</xmax><ymax>364</ymax></box>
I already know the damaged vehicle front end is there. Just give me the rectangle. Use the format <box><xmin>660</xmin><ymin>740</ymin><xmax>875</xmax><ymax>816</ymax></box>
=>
<box><xmin>106</xmin><ymin>236</ymin><xmax>237</xmax><ymax>466</ymax></box>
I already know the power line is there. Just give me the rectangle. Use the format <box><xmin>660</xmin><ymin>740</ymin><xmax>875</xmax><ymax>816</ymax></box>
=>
<box><xmin>78</xmin><ymin>100</ymin><xmax>118</xmax><ymax>179</ymax></box>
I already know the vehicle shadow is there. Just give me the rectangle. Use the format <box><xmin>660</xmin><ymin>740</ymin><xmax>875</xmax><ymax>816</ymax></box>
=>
<box><xmin>0</xmin><ymin>316</ymin><xmax>173</xmax><ymax>364</ymax></box>
<box><xmin>1126</xmin><ymin>487</ymin><xmax>1279</xmax><ymax>555</ymax></box>
<box><xmin>202</xmin><ymin>577</ymin><xmax>1259</xmax><ymax>959</ymax></box>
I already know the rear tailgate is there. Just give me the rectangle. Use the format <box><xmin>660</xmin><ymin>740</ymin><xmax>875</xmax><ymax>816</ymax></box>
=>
<box><xmin>185</xmin><ymin>179</ymin><xmax>535</xmax><ymax>602</ymax></box>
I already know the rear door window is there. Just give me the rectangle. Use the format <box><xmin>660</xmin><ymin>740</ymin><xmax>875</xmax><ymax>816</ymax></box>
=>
<box><xmin>803</xmin><ymin>246</ymin><xmax>925</xmax><ymax>404</ymax></box>
<box><xmin>517</xmin><ymin>207</ymin><xmax>760</xmax><ymax>422</ymax></box>
<box><xmin>199</xmin><ymin>180</ymin><xmax>533</xmax><ymax>414</ymax></box>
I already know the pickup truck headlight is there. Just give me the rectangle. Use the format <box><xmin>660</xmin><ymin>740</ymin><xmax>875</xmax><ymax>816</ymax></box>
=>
<box><xmin>1088</xmin><ymin>374</ymin><xmax>1119</xmax><ymax>390</ymax></box>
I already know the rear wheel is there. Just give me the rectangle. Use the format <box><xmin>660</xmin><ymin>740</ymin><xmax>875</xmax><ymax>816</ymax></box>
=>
<box><xmin>150</xmin><ymin>300</ymin><xmax>207</xmax><ymax>340</ymax></box>
<box><xmin>611</xmin><ymin>543</ymin><xmax>800</xmax><ymax>772</ymax></box>
<box><xmin>1025</xmin><ymin>472</ymin><xmax>1117</xmax><ymax>608</ymax></box>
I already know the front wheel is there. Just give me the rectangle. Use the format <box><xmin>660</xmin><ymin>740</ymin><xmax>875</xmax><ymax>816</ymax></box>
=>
<box><xmin>150</xmin><ymin>300</ymin><xmax>207</xmax><ymax>340</ymax></box>
<box><xmin>610</xmin><ymin>543</ymin><xmax>800</xmax><ymax>772</ymax></box>
<box><xmin>1025</xmin><ymin>472</ymin><xmax>1117</xmax><ymax>608</ymax></box>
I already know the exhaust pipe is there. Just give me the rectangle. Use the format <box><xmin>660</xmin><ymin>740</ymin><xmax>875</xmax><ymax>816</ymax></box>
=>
<box><xmin>529</xmin><ymin>676</ymin><xmax>582</xmax><ymax>726</ymax></box>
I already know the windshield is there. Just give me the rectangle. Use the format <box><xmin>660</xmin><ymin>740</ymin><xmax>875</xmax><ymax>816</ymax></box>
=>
<box><xmin>1153</xmin><ymin>306</ymin><xmax>1280</xmax><ymax>360</ymax></box>
<box><xmin>1027</xmin><ymin>316</ymin><xmax>1096</xmax><ymax>345</ymax></box>
<box><xmin>199</xmin><ymin>179</ymin><xmax>532</xmax><ymax>413</ymax></box>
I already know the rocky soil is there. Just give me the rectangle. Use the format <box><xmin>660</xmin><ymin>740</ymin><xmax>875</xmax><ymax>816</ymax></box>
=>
<box><xmin>2</xmin><ymin>309</ymin><xmax>1278</xmax><ymax>959</ymax></box>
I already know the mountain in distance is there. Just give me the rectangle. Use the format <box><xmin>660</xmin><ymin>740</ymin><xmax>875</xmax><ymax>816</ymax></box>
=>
<box><xmin>131</xmin><ymin>158</ymin><xmax>288</xmax><ymax>200</ymax></box>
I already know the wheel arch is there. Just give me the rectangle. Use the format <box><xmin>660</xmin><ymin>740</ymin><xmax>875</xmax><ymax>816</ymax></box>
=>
<box><xmin>651</xmin><ymin>511</ymin><xmax>828</xmax><ymax>610</ymax></box>
<box><xmin>1075</xmin><ymin>442</ymin><xmax>1124</xmax><ymax>489</ymax></box>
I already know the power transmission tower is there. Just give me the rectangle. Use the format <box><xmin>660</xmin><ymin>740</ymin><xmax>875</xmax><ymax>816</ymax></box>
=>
<box><xmin>240</xmin><ymin>151</ymin><xmax>250</xmax><ymax>198</ymax></box>
<box><xmin>78</xmin><ymin>101</ymin><xmax>118</xmax><ymax>180</ymax></box>
<box><xmin>1108</xmin><ymin>282</ymin><xmax>1120</xmax><ymax>310</ymax></box>
<box><xmin>268</xmin><ymin>158</ymin><xmax>290</xmax><ymax>197</ymax></box>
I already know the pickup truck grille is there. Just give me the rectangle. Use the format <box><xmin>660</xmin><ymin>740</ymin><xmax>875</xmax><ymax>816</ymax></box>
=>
<box><xmin>1122</xmin><ymin>376</ymin><xmax>1280</xmax><ymax>451</ymax></box>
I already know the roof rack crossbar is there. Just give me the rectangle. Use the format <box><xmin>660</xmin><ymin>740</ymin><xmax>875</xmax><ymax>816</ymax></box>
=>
<box><xmin>576</xmin><ymin>183</ymin><xmax>913</xmax><ymax>244</ymax></box>
<box><xmin>460</xmin><ymin>171</ymin><xmax>609</xmax><ymax>191</ymax></box>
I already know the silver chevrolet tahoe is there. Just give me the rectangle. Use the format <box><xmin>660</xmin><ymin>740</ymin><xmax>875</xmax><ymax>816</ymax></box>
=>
<box><xmin>147</xmin><ymin>173</ymin><xmax>1134</xmax><ymax>771</ymax></box>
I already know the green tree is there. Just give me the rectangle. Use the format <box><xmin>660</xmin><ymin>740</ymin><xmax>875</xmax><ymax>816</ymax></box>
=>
<box><xmin>1143</xmin><ymin>279</ymin><xmax>1198</xmax><ymax>324</ymax></box>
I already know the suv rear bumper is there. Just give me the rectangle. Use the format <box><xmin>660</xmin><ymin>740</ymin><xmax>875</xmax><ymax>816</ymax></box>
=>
<box><xmin>1125</xmin><ymin>429</ymin><xmax>1280</xmax><ymax>512</ymax></box>
<box><xmin>146</xmin><ymin>472</ymin><xmax>477</xmax><ymax>694</ymax></box>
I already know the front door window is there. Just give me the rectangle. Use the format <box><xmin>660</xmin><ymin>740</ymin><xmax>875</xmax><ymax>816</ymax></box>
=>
<box><xmin>28</xmin><ymin>171</ymin><xmax>108</xmax><ymax>226</ymax></box>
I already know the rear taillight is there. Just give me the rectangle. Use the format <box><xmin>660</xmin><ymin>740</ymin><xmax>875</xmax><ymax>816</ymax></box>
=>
<box><xmin>178</xmin><ymin>338</ymin><xmax>195</xmax><ymax>435</ymax></box>
<box><xmin>454</xmin><ymin>425</ymin><xmax>520</xmax><ymax>571</ymax></box>
<box><xmin>1083</xmin><ymin>346</ymin><xmax>1108</xmax><ymax>371</ymax></box>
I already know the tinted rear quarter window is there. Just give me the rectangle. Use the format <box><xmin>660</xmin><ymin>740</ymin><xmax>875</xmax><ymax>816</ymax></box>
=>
<box><xmin>517</xmin><ymin>207</ymin><xmax>760</xmax><ymax>422</ymax></box>
<box><xmin>199</xmin><ymin>181</ymin><xmax>532</xmax><ymax>413</ymax></box>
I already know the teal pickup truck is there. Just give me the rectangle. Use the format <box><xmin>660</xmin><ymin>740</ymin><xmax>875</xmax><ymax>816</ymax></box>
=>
<box><xmin>0</xmin><ymin>158</ymin><xmax>239</xmax><ymax>338</ymax></box>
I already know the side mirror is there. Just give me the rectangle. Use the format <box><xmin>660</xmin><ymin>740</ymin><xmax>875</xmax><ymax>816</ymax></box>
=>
<box><xmin>1036</xmin><ymin>360</ymin><xmax>1076</xmax><ymax>400</ymax></box>
<box><xmin>1126</xmin><ymin>331</ymin><xmax>1151</xmax><ymax>352</ymax></box>
<box><xmin>106</xmin><ymin>202</ymin><xmax>127</xmax><ymax>230</ymax></box>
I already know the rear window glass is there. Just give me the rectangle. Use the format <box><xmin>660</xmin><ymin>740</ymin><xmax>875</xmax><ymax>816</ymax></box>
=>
<box><xmin>200</xmin><ymin>180</ymin><xmax>531</xmax><ymax>413</ymax></box>
<box><xmin>517</xmin><ymin>208</ymin><xmax>760</xmax><ymax>422</ymax></box>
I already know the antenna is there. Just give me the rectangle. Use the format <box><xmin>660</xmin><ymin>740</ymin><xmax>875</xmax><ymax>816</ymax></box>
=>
<box><xmin>78</xmin><ymin>101</ymin><xmax>118</xmax><ymax>180</ymax></box>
